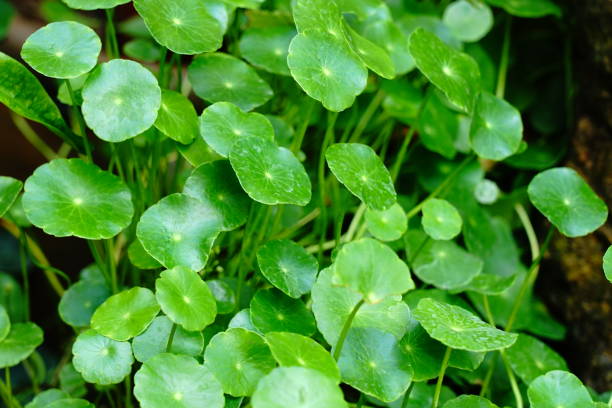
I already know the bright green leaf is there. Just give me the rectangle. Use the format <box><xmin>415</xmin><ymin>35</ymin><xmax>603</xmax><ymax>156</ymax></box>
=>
<box><xmin>604</xmin><ymin>246</ymin><xmax>612</xmax><ymax>283</ymax></box>
<box><xmin>505</xmin><ymin>333</ymin><xmax>567</xmax><ymax>384</ymax></box>
<box><xmin>0</xmin><ymin>322</ymin><xmax>43</xmax><ymax>368</ymax></box>
<box><xmin>292</xmin><ymin>0</ymin><xmax>344</xmax><ymax>36</ymax></box>
<box><xmin>362</xmin><ymin>19</ymin><xmax>414</xmax><ymax>75</ymax></box>
<box><xmin>61</xmin><ymin>0</ymin><xmax>130</xmax><ymax>10</ymax></box>
<box><xmin>484</xmin><ymin>0</ymin><xmax>561</xmax><ymax>18</ymax></box>
<box><xmin>239</xmin><ymin>26</ymin><xmax>296</xmax><ymax>76</ymax></box>
<box><xmin>25</xmin><ymin>389</ymin><xmax>69</xmax><ymax>408</ymax></box>
<box><xmin>442</xmin><ymin>1</ymin><xmax>493</xmax><ymax>43</ymax></box>
<box><xmin>343</xmin><ymin>22</ymin><xmax>395</xmax><ymax>79</ymax></box>
<box><xmin>128</xmin><ymin>239</ymin><xmax>162</xmax><ymax>270</ymax></box>
<box><xmin>154</xmin><ymin>89</ymin><xmax>199</xmax><ymax>144</ymax></box>
<box><xmin>527</xmin><ymin>370</ymin><xmax>593</xmax><ymax>408</ymax></box>
<box><xmin>72</xmin><ymin>329</ymin><xmax>133</xmax><ymax>385</ymax></box>
<box><xmin>365</xmin><ymin>203</ymin><xmax>408</xmax><ymax>242</ymax></box>
<box><xmin>0</xmin><ymin>176</ymin><xmax>22</xmax><ymax>218</ymax></box>
<box><xmin>0</xmin><ymin>306</ymin><xmax>8</xmax><ymax>342</ymax></box>
<box><xmin>46</xmin><ymin>399</ymin><xmax>94</xmax><ymax>408</ymax></box>
<box><xmin>207</xmin><ymin>280</ymin><xmax>237</xmax><ymax>314</ymax></box>
<box><xmin>132</xmin><ymin>316</ymin><xmax>204</xmax><ymax>362</ymax></box>
<box><xmin>442</xmin><ymin>395</ymin><xmax>499</xmax><ymax>408</ymax></box>
<box><xmin>250</xmin><ymin>288</ymin><xmax>316</xmax><ymax>336</ymax></box>
<box><xmin>421</xmin><ymin>198</ymin><xmax>463</xmax><ymax>240</ymax></box>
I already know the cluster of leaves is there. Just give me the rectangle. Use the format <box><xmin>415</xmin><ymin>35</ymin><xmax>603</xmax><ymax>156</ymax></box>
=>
<box><xmin>0</xmin><ymin>0</ymin><xmax>610</xmax><ymax>407</ymax></box>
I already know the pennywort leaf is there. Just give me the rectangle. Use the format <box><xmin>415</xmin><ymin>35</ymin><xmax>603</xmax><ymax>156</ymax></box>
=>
<box><xmin>0</xmin><ymin>176</ymin><xmax>22</xmax><ymax>218</ymax></box>
<box><xmin>72</xmin><ymin>329</ymin><xmax>133</xmax><ymax>385</ymax></box>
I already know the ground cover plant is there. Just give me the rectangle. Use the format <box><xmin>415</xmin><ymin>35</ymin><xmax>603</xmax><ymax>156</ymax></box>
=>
<box><xmin>0</xmin><ymin>0</ymin><xmax>610</xmax><ymax>407</ymax></box>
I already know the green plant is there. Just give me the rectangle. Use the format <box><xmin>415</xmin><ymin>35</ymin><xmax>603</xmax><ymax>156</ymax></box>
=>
<box><xmin>0</xmin><ymin>0</ymin><xmax>610</xmax><ymax>407</ymax></box>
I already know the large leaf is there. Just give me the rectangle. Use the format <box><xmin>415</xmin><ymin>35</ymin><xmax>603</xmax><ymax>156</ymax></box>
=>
<box><xmin>527</xmin><ymin>370</ymin><xmax>593</xmax><ymax>408</ymax></box>
<box><xmin>250</xmin><ymin>288</ymin><xmax>316</xmax><ymax>336</ymax></box>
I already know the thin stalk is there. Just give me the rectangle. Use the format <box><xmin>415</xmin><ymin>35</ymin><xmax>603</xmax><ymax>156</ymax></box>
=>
<box><xmin>158</xmin><ymin>47</ymin><xmax>169</xmax><ymax>85</ymax></box>
<box><xmin>57</xmin><ymin>142</ymin><xmax>71</xmax><ymax>158</ymax></box>
<box><xmin>356</xmin><ymin>393</ymin><xmax>365</xmax><ymax>408</ymax></box>
<box><xmin>514</xmin><ymin>203</ymin><xmax>539</xmax><ymax>260</ymax></box>
<box><xmin>22</xmin><ymin>359</ymin><xmax>40</xmax><ymax>394</ymax></box>
<box><xmin>166</xmin><ymin>323</ymin><xmax>177</xmax><ymax>352</ymax></box>
<box><xmin>317</xmin><ymin>111</ymin><xmax>338</xmax><ymax>261</ymax></box>
<box><xmin>65</xmin><ymin>80</ymin><xmax>93</xmax><ymax>161</ymax></box>
<box><xmin>349</xmin><ymin>89</ymin><xmax>384</xmax><ymax>143</ymax></box>
<box><xmin>234</xmin><ymin>204</ymin><xmax>264</xmax><ymax>308</ymax></box>
<box><xmin>344</xmin><ymin>204</ymin><xmax>366</xmax><ymax>243</ymax></box>
<box><xmin>479</xmin><ymin>353</ymin><xmax>498</xmax><ymax>398</ymax></box>
<box><xmin>87</xmin><ymin>240</ymin><xmax>112</xmax><ymax>289</ymax></box>
<box><xmin>109</xmin><ymin>143</ymin><xmax>126</xmax><ymax>181</ymax></box>
<box><xmin>5</xmin><ymin>369</ymin><xmax>11</xmax><ymax>408</ymax></box>
<box><xmin>333</xmin><ymin>300</ymin><xmax>364</xmax><ymax>360</ymax></box>
<box><xmin>432</xmin><ymin>347</ymin><xmax>452</xmax><ymax>408</ymax></box>
<box><xmin>495</xmin><ymin>16</ymin><xmax>512</xmax><ymax>99</ymax></box>
<box><xmin>10</xmin><ymin>113</ymin><xmax>57</xmax><ymax>161</ymax></box>
<box><xmin>106</xmin><ymin>239</ymin><xmax>118</xmax><ymax>293</ymax></box>
<box><xmin>105</xmin><ymin>9</ymin><xmax>120</xmax><ymax>59</ymax></box>
<box><xmin>408</xmin><ymin>235</ymin><xmax>430</xmax><ymax>266</ymax></box>
<box><xmin>124</xmin><ymin>374</ymin><xmax>133</xmax><ymax>408</ymax></box>
<box><xmin>272</xmin><ymin>208</ymin><xmax>320</xmax><ymax>240</ymax></box>
<box><xmin>173</xmin><ymin>53</ymin><xmax>183</xmax><ymax>92</ymax></box>
<box><xmin>482</xmin><ymin>295</ymin><xmax>495</xmax><ymax>326</ymax></box>
<box><xmin>290</xmin><ymin>98</ymin><xmax>315</xmax><ymax>154</ymax></box>
<box><xmin>18</xmin><ymin>234</ymin><xmax>30</xmax><ymax>321</ymax></box>
<box><xmin>400</xmin><ymin>382</ymin><xmax>415</xmax><ymax>408</ymax></box>
<box><xmin>390</xmin><ymin>128</ymin><xmax>416</xmax><ymax>183</ymax></box>
<box><xmin>500</xmin><ymin>350</ymin><xmax>523</xmax><ymax>408</ymax></box>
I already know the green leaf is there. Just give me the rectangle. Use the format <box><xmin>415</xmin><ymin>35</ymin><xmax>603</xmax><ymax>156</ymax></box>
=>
<box><xmin>59</xmin><ymin>280</ymin><xmax>111</xmax><ymax>327</ymax></box>
<box><xmin>61</xmin><ymin>0</ymin><xmax>131</xmax><ymax>10</ymax></box>
<box><xmin>132</xmin><ymin>316</ymin><xmax>204</xmax><ymax>362</ymax></box>
<box><xmin>470</xmin><ymin>92</ymin><xmax>523</xmax><ymax>160</ymax></box>
<box><xmin>155</xmin><ymin>266</ymin><xmax>217</xmax><ymax>331</ymax></box>
<box><xmin>134</xmin><ymin>353</ymin><xmax>225</xmax><ymax>408</ymax></box>
<box><xmin>57</xmin><ymin>74</ymin><xmax>88</xmax><ymax>106</ymax></box>
<box><xmin>292</xmin><ymin>0</ymin><xmax>344</xmax><ymax>36</ymax></box>
<box><xmin>23</xmin><ymin>158</ymin><xmax>134</xmax><ymax>239</ymax></box>
<box><xmin>228</xmin><ymin>309</ymin><xmax>261</xmax><ymax>333</ymax></box>
<box><xmin>72</xmin><ymin>329</ymin><xmax>133</xmax><ymax>385</ymax></box>
<box><xmin>505</xmin><ymin>333</ymin><xmax>567</xmax><ymax>384</ymax></box>
<box><xmin>312</xmin><ymin>267</ymin><xmax>411</xmax><ymax>346</ymax></box>
<box><xmin>362</xmin><ymin>19</ymin><xmax>414</xmax><ymax>75</ymax></box>
<box><xmin>409</xmin><ymin>28</ymin><xmax>480</xmax><ymax>113</ymax></box>
<box><xmin>204</xmin><ymin>328</ymin><xmax>276</xmax><ymax>396</ymax></box>
<box><xmin>0</xmin><ymin>322</ymin><xmax>43</xmax><ymax>368</ymax></box>
<box><xmin>0</xmin><ymin>306</ymin><xmax>8</xmax><ymax>342</ymax></box>
<box><xmin>473</xmin><ymin>179</ymin><xmax>500</xmax><ymax>205</ymax></box>
<box><xmin>326</xmin><ymin>143</ymin><xmax>396</xmax><ymax>211</ymax></box>
<box><xmin>123</xmin><ymin>39</ymin><xmax>163</xmax><ymax>62</ymax></box>
<box><xmin>256</xmin><ymin>239</ymin><xmax>318</xmax><ymax>298</ymax></box>
<box><xmin>239</xmin><ymin>26</ymin><xmax>296</xmax><ymax>76</ymax></box>
<box><xmin>287</xmin><ymin>30</ymin><xmax>367</xmax><ymax>112</ymax></box>
<box><xmin>365</xmin><ymin>203</ymin><xmax>408</xmax><ymax>242</ymax></box>
<box><xmin>46</xmin><ymin>399</ymin><xmax>94</xmax><ymax>408</ymax></box>
<box><xmin>250</xmin><ymin>288</ymin><xmax>316</xmax><ymax>336</ymax></box>
<box><xmin>128</xmin><ymin>239</ymin><xmax>162</xmax><ymax>270</ymax></box>
<box><xmin>343</xmin><ymin>22</ymin><xmax>395</xmax><ymax>79</ymax></box>
<box><xmin>332</xmin><ymin>238</ymin><xmax>414</xmax><ymax>304</ymax></box>
<box><xmin>604</xmin><ymin>246</ymin><xmax>612</xmax><ymax>283</ymax></box>
<box><xmin>134</xmin><ymin>0</ymin><xmax>223</xmax><ymax>55</ymax></box>
<box><xmin>265</xmin><ymin>332</ymin><xmax>340</xmax><ymax>382</ymax></box>
<box><xmin>188</xmin><ymin>53</ymin><xmax>273</xmax><ymax>111</ymax></box>
<box><xmin>207</xmin><ymin>280</ymin><xmax>237</xmax><ymax>314</ymax></box>
<box><xmin>136</xmin><ymin>193</ymin><xmax>222</xmax><ymax>270</ymax></box>
<box><xmin>21</xmin><ymin>21</ymin><xmax>101</xmax><ymax>79</ymax></box>
<box><xmin>484</xmin><ymin>0</ymin><xmax>561</xmax><ymax>18</ymax></box>
<box><xmin>442</xmin><ymin>395</ymin><xmax>499</xmax><ymax>408</ymax></box>
<box><xmin>199</xmin><ymin>102</ymin><xmax>275</xmax><ymax>157</ymax></box>
<box><xmin>0</xmin><ymin>176</ymin><xmax>22</xmax><ymax>218</ymax></box>
<box><xmin>418</xmin><ymin>91</ymin><xmax>458</xmax><ymax>159</ymax></box>
<box><xmin>229</xmin><ymin>137</ymin><xmax>311</xmax><ymax>206</ymax></box>
<box><xmin>442</xmin><ymin>1</ymin><xmax>493</xmax><ymax>43</ymax></box>
<box><xmin>91</xmin><ymin>287</ymin><xmax>160</xmax><ymax>341</ymax></box>
<box><xmin>82</xmin><ymin>59</ymin><xmax>161</xmax><ymax>142</ymax></box>
<box><xmin>252</xmin><ymin>367</ymin><xmax>348</xmax><ymax>408</ymax></box>
<box><xmin>527</xmin><ymin>370</ymin><xmax>593</xmax><ymax>408</ymax></box>
<box><xmin>0</xmin><ymin>52</ymin><xmax>80</xmax><ymax>149</ymax></box>
<box><xmin>413</xmin><ymin>298</ymin><xmax>517</xmax><ymax>352</ymax></box>
<box><xmin>24</xmin><ymin>389</ymin><xmax>69</xmax><ymax>408</ymax></box>
<box><xmin>461</xmin><ymin>273</ymin><xmax>516</xmax><ymax>295</ymax></box>
<box><xmin>421</xmin><ymin>198</ymin><xmax>463</xmax><ymax>240</ymax></box>
<box><xmin>154</xmin><ymin>89</ymin><xmax>199</xmax><ymax>144</ymax></box>
<box><xmin>0</xmin><ymin>1</ymin><xmax>14</xmax><ymax>42</ymax></box>
<box><xmin>337</xmin><ymin>327</ymin><xmax>413</xmax><ymax>402</ymax></box>
<box><xmin>59</xmin><ymin>362</ymin><xmax>86</xmax><ymax>398</ymax></box>
<box><xmin>177</xmin><ymin>136</ymin><xmax>223</xmax><ymax>167</ymax></box>
<box><xmin>527</xmin><ymin>167</ymin><xmax>608</xmax><ymax>237</ymax></box>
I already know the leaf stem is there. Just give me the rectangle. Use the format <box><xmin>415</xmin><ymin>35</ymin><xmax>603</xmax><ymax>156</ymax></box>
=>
<box><xmin>432</xmin><ymin>347</ymin><xmax>452</xmax><ymax>408</ymax></box>
<box><xmin>514</xmin><ymin>203</ymin><xmax>539</xmax><ymax>261</ymax></box>
<box><xmin>105</xmin><ymin>9</ymin><xmax>120</xmax><ymax>59</ymax></box>
<box><xmin>390</xmin><ymin>127</ymin><xmax>416</xmax><ymax>183</ymax></box>
<box><xmin>17</xmin><ymin>233</ymin><xmax>30</xmax><ymax>321</ymax></box>
<box><xmin>349</xmin><ymin>89</ymin><xmax>385</xmax><ymax>143</ymax></box>
<box><xmin>500</xmin><ymin>350</ymin><xmax>523</xmax><ymax>408</ymax></box>
<box><xmin>482</xmin><ymin>295</ymin><xmax>495</xmax><ymax>326</ymax></box>
<box><xmin>344</xmin><ymin>203</ymin><xmax>366</xmax><ymax>243</ymax></box>
<box><xmin>400</xmin><ymin>382</ymin><xmax>415</xmax><ymax>408</ymax></box>
<box><xmin>158</xmin><ymin>47</ymin><xmax>169</xmax><ymax>86</ymax></box>
<box><xmin>317</xmin><ymin>111</ymin><xmax>338</xmax><ymax>261</ymax></box>
<box><xmin>272</xmin><ymin>208</ymin><xmax>320</xmax><ymax>240</ymax></box>
<box><xmin>333</xmin><ymin>299</ymin><xmax>364</xmax><ymax>360</ymax></box>
<box><xmin>495</xmin><ymin>16</ymin><xmax>512</xmax><ymax>99</ymax></box>
<box><xmin>166</xmin><ymin>323</ymin><xmax>177</xmax><ymax>352</ymax></box>
<box><xmin>65</xmin><ymin>79</ymin><xmax>93</xmax><ymax>161</ymax></box>
<box><xmin>291</xmin><ymin>98</ymin><xmax>315</xmax><ymax>154</ymax></box>
<box><xmin>105</xmin><ymin>239</ymin><xmax>118</xmax><ymax>293</ymax></box>
<box><xmin>479</xmin><ymin>353</ymin><xmax>498</xmax><ymax>398</ymax></box>
<box><xmin>10</xmin><ymin>113</ymin><xmax>57</xmax><ymax>161</ymax></box>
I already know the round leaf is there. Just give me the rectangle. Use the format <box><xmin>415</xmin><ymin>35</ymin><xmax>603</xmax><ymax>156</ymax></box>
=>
<box><xmin>470</xmin><ymin>92</ymin><xmax>523</xmax><ymax>160</ymax></box>
<box><xmin>326</xmin><ymin>143</ymin><xmax>396</xmax><ymax>211</ymax></box>
<box><xmin>604</xmin><ymin>246</ymin><xmax>612</xmax><ymax>283</ymax></box>
<box><xmin>188</xmin><ymin>53</ymin><xmax>273</xmax><ymax>111</ymax></box>
<box><xmin>134</xmin><ymin>353</ymin><xmax>224</xmax><ymax>408</ymax></box>
<box><xmin>527</xmin><ymin>370</ymin><xmax>593</xmax><ymax>408</ymax></box>
<box><xmin>413</xmin><ymin>298</ymin><xmax>517</xmax><ymax>352</ymax></box>
<box><xmin>364</xmin><ymin>203</ymin><xmax>408</xmax><ymax>242</ymax></box>
<box><xmin>0</xmin><ymin>176</ymin><xmax>22</xmax><ymax>218</ymax></box>
<box><xmin>527</xmin><ymin>167</ymin><xmax>608</xmax><ymax>237</ymax></box>
<box><xmin>23</xmin><ymin>158</ymin><xmax>134</xmax><ymax>239</ymax></box>
<box><xmin>204</xmin><ymin>328</ymin><xmax>276</xmax><ymax>396</ymax></box>
<box><xmin>59</xmin><ymin>280</ymin><xmax>111</xmax><ymax>327</ymax></box>
<box><xmin>332</xmin><ymin>238</ymin><xmax>414</xmax><ymax>304</ymax></box>
<box><xmin>154</xmin><ymin>89</ymin><xmax>199</xmax><ymax>144</ymax></box>
<box><xmin>82</xmin><ymin>59</ymin><xmax>161</xmax><ymax>142</ymax></box>
<box><xmin>207</xmin><ymin>280</ymin><xmax>237</xmax><ymax>314</ymax></box>
<box><xmin>91</xmin><ymin>287</ymin><xmax>160</xmax><ymax>341</ymax></box>
<box><xmin>199</xmin><ymin>101</ymin><xmax>274</xmax><ymax>157</ymax></box>
<box><xmin>134</xmin><ymin>0</ymin><xmax>223</xmax><ymax>55</ymax></box>
<box><xmin>136</xmin><ymin>193</ymin><xmax>222</xmax><ymax>270</ymax></box>
<box><xmin>292</xmin><ymin>0</ymin><xmax>344</xmax><ymax>36</ymax></box>
<box><xmin>61</xmin><ymin>0</ymin><xmax>130</xmax><ymax>10</ymax></box>
<box><xmin>288</xmin><ymin>30</ymin><xmax>367</xmax><ymax>112</ymax></box>
<box><xmin>504</xmin><ymin>333</ymin><xmax>567</xmax><ymax>384</ymax></box>
<box><xmin>24</xmin><ymin>389</ymin><xmax>69</xmax><ymax>408</ymax></box>
<box><xmin>21</xmin><ymin>21</ymin><xmax>101</xmax><ymax>79</ymax></box>
<box><xmin>128</xmin><ymin>239</ymin><xmax>162</xmax><ymax>270</ymax></box>
<box><xmin>229</xmin><ymin>136</ymin><xmax>311</xmax><ymax>206</ymax></box>
<box><xmin>250</xmin><ymin>288</ymin><xmax>316</xmax><ymax>336</ymax></box>
<box><xmin>256</xmin><ymin>239</ymin><xmax>318</xmax><ymax>298</ymax></box>
<box><xmin>0</xmin><ymin>322</ymin><xmax>43</xmax><ymax>368</ymax></box>
<box><xmin>442</xmin><ymin>1</ymin><xmax>493</xmax><ymax>43</ymax></box>
<box><xmin>442</xmin><ymin>395</ymin><xmax>498</xmax><ymax>408</ymax></box>
<box><xmin>239</xmin><ymin>26</ymin><xmax>296</xmax><ymax>76</ymax></box>
<box><xmin>72</xmin><ymin>329</ymin><xmax>133</xmax><ymax>385</ymax></box>
<box><xmin>337</xmin><ymin>327</ymin><xmax>413</xmax><ymax>402</ymax></box>
<box><xmin>421</xmin><ymin>198</ymin><xmax>463</xmax><ymax>240</ymax></box>
<box><xmin>155</xmin><ymin>266</ymin><xmax>217</xmax><ymax>331</ymax></box>
<box><xmin>46</xmin><ymin>399</ymin><xmax>94</xmax><ymax>408</ymax></box>
<box><xmin>252</xmin><ymin>367</ymin><xmax>347</xmax><ymax>408</ymax></box>
<box><xmin>133</xmin><ymin>316</ymin><xmax>204</xmax><ymax>362</ymax></box>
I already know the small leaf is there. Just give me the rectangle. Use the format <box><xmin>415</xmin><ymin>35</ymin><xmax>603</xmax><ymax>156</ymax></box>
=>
<box><xmin>470</xmin><ymin>92</ymin><xmax>523</xmax><ymax>160</ymax></box>
<box><xmin>461</xmin><ymin>273</ymin><xmax>516</xmax><ymax>295</ymax></box>
<box><xmin>362</xmin><ymin>19</ymin><xmax>414</xmax><ymax>75</ymax></box>
<box><xmin>188</xmin><ymin>53</ymin><xmax>273</xmax><ymax>111</ymax></box>
<box><xmin>24</xmin><ymin>389</ymin><xmax>69</xmax><ymax>408</ymax></box>
<box><xmin>442</xmin><ymin>395</ymin><xmax>499</xmax><ymax>408</ymax></box>
<box><xmin>128</xmin><ymin>239</ymin><xmax>162</xmax><ymax>270</ymax></box>
<box><xmin>365</xmin><ymin>203</ymin><xmax>408</xmax><ymax>242</ymax></box>
<box><xmin>199</xmin><ymin>102</ymin><xmax>275</xmax><ymax>157</ymax></box>
<box><xmin>505</xmin><ymin>333</ymin><xmax>567</xmax><ymax>384</ymax></box>
<box><xmin>527</xmin><ymin>167</ymin><xmax>608</xmax><ymax>237</ymax></box>
<box><xmin>134</xmin><ymin>0</ymin><xmax>223</xmax><ymax>55</ymax></box>
<box><xmin>204</xmin><ymin>328</ymin><xmax>276</xmax><ymax>396</ymax></box>
<box><xmin>228</xmin><ymin>309</ymin><xmax>261</xmax><ymax>333</ymax></box>
<box><xmin>256</xmin><ymin>239</ymin><xmax>318</xmax><ymax>298</ymax></box>
<box><xmin>332</xmin><ymin>238</ymin><xmax>414</xmax><ymax>304</ymax></box>
<box><xmin>61</xmin><ymin>0</ymin><xmax>130</xmax><ymax>10</ymax></box>
<box><xmin>484</xmin><ymin>0</ymin><xmax>561</xmax><ymax>18</ymax></box>
<box><xmin>414</xmin><ymin>298</ymin><xmax>517</xmax><ymax>352</ymax></box>
<box><xmin>0</xmin><ymin>306</ymin><xmax>8</xmax><ymax>342</ymax></box>
<box><xmin>59</xmin><ymin>362</ymin><xmax>86</xmax><ymax>397</ymax></box>
<box><xmin>409</xmin><ymin>28</ymin><xmax>480</xmax><ymax>113</ymax></box>
<box><xmin>72</xmin><ymin>329</ymin><xmax>133</xmax><ymax>385</ymax></box>
<box><xmin>123</xmin><ymin>39</ymin><xmax>163</xmax><ymax>62</ymax></box>
<box><xmin>46</xmin><ymin>399</ymin><xmax>94</xmax><ymax>408</ymax></box>
<box><xmin>604</xmin><ymin>246</ymin><xmax>612</xmax><ymax>283</ymax></box>
<box><xmin>421</xmin><ymin>198</ymin><xmax>463</xmax><ymax>240</ymax></box>
<box><xmin>474</xmin><ymin>179</ymin><xmax>500</xmax><ymax>205</ymax></box>
<box><xmin>21</xmin><ymin>21</ymin><xmax>101</xmax><ymax>79</ymax></box>
<box><xmin>229</xmin><ymin>137</ymin><xmax>311</xmax><ymax>206</ymax></box>
<box><xmin>250</xmin><ymin>288</ymin><xmax>316</xmax><ymax>336</ymax></box>
<box><xmin>207</xmin><ymin>280</ymin><xmax>237</xmax><ymax>314</ymax></box>
<box><xmin>23</xmin><ymin>158</ymin><xmax>134</xmax><ymax>240</ymax></box>
<box><xmin>59</xmin><ymin>280</ymin><xmax>111</xmax><ymax>327</ymax></box>
<box><xmin>442</xmin><ymin>0</ymin><xmax>493</xmax><ymax>43</ymax></box>
<box><xmin>155</xmin><ymin>266</ymin><xmax>217</xmax><ymax>331</ymax></box>
<box><xmin>154</xmin><ymin>89</ymin><xmax>199</xmax><ymax>144</ymax></box>
<box><xmin>0</xmin><ymin>322</ymin><xmax>43</xmax><ymax>368</ymax></box>
<box><xmin>326</xmin><ymin>143</ymin><xmax>396</xmax><ymax>211</ymax></box>
<box><xmin>134</xmin><ymin>353</ymin><xmax>225</xmax><ymax>408</ymax></box>
<box><xmin>0</xmin><ymin>176</ymin><xmax>22</xmax><ymax>217</ymax></box>
<box><xmin>288</xmin><ymin>30</ymin><xmax>367</xmax><ymax>112</ymax></box>
<box><xmin>91</xmin><ymin>287</ymin><xmax>160</xmax><ymax>341</ymax></box>
<box><xmin>527</xmin><ymin>370</ymin><xmax>593</xmax><ymax>408</ymax></box>
<box><xmin>337</xmin><ymin>327</ymin><xmax>413</xmax><ymax>402</ymax></box>
<box><xmin>239</xmin><ymin>26</ymin><xmax>296</xmax><ymax>76</ymax></box>
<box><xmin>252</xmin><ymin>367</ymin><xmax>348</xmax><ymax>408</ymax></box>
<box><xmin>132</xmin><ymin>316</ymin><xmax>204</xmax><ymax>362</ymax></box>
<box><xmin>343</xmin><ymin>22</ymin><xmax>395</xmax><ymax>79</ymax></box>
<box><xmin>265</xmin><ymin>332</ymin><xmax>340</xmax><ymax>382</ymax></box>
<box><xmin>82</xmin><ymin>59</ymin><xmax>161</xmax><ymax>142</ymax></box>
<box><xmin>136</xmin><ymin>193</ymin><xmax>222</xmax><ymax>270</ymax></box>
<box><xmin>418</xmin><ymin>91</ymin><xmax>458</xmax><ymax>159</ymax></box>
